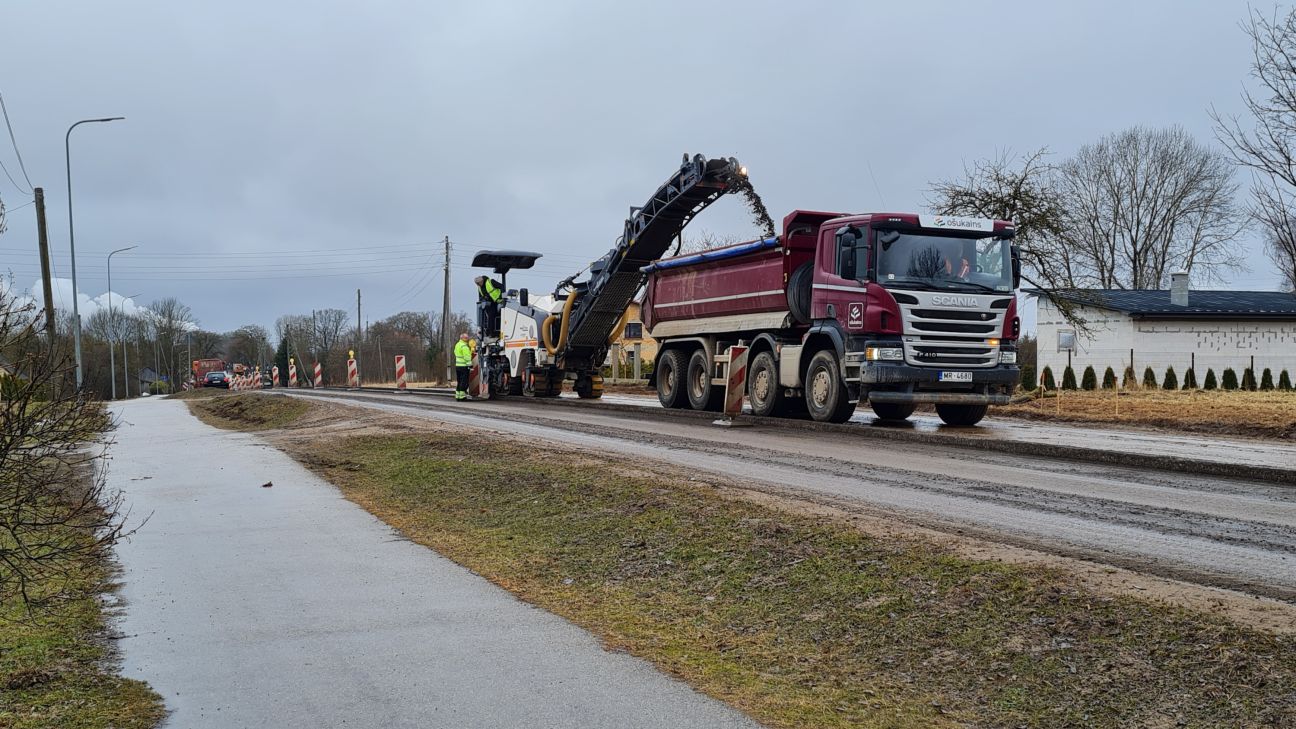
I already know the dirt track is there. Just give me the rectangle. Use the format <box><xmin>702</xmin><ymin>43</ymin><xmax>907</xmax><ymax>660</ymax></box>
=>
<box><xmin>284</xmin><ymin>389</ymin><xmax>1296</xmax><ymax>603</ymax></box>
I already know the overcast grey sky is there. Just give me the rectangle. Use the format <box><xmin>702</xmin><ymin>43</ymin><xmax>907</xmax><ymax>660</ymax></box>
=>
<box><xmin>0</xmin><ymin>0</ymin><xmax>1283</xmax><ymax>335</ymax></box>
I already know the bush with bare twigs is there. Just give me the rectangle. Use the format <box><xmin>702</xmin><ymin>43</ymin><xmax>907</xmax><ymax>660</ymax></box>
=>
<box><xmin>1</xmin><ymin>289</ymin><xmax>133</xmax><ymax>612</ymax></box>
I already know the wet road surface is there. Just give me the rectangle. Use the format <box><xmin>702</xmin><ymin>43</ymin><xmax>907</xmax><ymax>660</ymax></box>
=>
<box><xmin>584</xmin><ymin>391</ymin><xmax>1296</xmax><ymax>472</ymax></box>
<box><xmin>108</xmin><ymin>398</ymin><xmax>760</xmax><ymax>729</ymax></box>
<box><xmin>292</xmin><ymin>389</ymin><xmax>1296</xmax><ymax>601</ymax></box>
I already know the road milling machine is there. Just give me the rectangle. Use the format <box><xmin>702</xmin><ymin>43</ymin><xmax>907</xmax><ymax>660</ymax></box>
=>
<box><xmin>471</xmin><ymin>154</ymin><xmax>749</xmax><ymax>399</ymax></box>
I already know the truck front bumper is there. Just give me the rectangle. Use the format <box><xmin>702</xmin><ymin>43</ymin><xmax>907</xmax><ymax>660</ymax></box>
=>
<box><xmin>852</xmin><ymin>362</ymin><xmax>1019</xmax><ymax>405</ymax></box>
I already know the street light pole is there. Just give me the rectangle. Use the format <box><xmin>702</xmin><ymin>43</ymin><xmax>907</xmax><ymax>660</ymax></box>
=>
<box><xmin>106</xmin><ymin>245</ymin><xmax>137</xmax><ymax>400</ymax></box>
<box><xmin>66</xmin><ymin>116</ymin><xmax>125</xmax><ymax>390</ymax></box>
<box><xmin>121</xmin><ymin>292</ymin><xmax>143</xmax><ymax>398</ymax></box>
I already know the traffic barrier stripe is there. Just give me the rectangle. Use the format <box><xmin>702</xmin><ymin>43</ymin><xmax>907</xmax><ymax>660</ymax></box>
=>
<box><xmin>395</xmin><ymin>355</ymin><xmax>407</xmax><ymax>390</ymax></box>
<box><xmin>724</xmin><ymin>345</ymin><xmax>747</xmax><ymax>417</ymax></box>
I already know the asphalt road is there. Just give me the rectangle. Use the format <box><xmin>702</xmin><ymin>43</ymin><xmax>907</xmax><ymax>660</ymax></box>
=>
<box><xmin>108</xmin><ymin>398</ymin><xmax>760</xmax><ymax>729</ymax></box>
<box><xmin>587</xmin><ymin>391</ymin><xmax>1296</xmax><ymax>472</ymax></box>
<box><xmin>289</xmin><ymin>389</ymin><xmax>1296</xmax><ymax>601</ymax></box>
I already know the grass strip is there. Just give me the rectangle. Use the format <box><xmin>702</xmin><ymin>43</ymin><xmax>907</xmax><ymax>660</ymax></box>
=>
<box><xmin>283</xmin><ymin>431</ymin><xmax>1295</xmax><ymax>729</ymax></box>
<box><xmin>187</xmin><ymin>392</ymin><xmax>312</xmax><ymax>430</ymax></box>
<box><xmin>0</xmin><ymin>545</ymin><xmax>164</xmax><ymax>728</ymax></box>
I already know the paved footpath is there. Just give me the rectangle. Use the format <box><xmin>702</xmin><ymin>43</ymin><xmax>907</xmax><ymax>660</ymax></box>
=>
<box><xmin>109</xmin><ymin>398</ymin><xmax>758</xmax><ymax>729</ymax></box>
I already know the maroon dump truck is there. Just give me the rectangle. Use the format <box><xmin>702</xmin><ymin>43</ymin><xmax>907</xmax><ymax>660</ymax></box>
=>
<box><xmin>642</xmin><ymin>210</ymin><xmax>1021</xmax><ymax>426</ymax></box>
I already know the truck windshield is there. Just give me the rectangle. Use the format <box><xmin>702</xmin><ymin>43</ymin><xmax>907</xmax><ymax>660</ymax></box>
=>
<box><xmin>874</xmin><ymin>231</ymin><xmax>1013</xmax><ymax>293</ymax></box>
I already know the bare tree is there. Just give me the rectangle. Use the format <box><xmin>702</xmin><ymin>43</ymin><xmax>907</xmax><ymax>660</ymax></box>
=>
<box><xmin>313</xmin><ymin>308</ymin><xmax>350</xmax><ymax>367</ymax></box>
<box><xmin>929</xmin><ymin>149</ymin><xmax>1098</xmax><ymax>325</ymax></box>
<box><xmin>1056</xmin><ymin>126</ymin><xmax>1245</xmax><ymax>289</ymax></box>
<box><xmin>148</xmin><ymin>297</ymin><xmax>193</xmax><ymax>386</ymax></box>
<box><xmin>1</xmin><ymin>289</ymin><xmax>132</xmax><ymax>612</ymax></box>
<box><xmin>226</xmin><ymin>325</ymin><xmax>271</xmax><ymax>365</ymax></box>
<box><xmin>189</xmin><ymin>330</ymin><xmax>223</xmax><ymax>359</ymax></box>
<box><xmin>1214</xmin><ymin>6</ymin><xmax>1296</xmax><ymax>290</ymax></box>
<box><xmin>932</xmin><ymin>131</ymin><xmax>1246</xmax><ymax>295</ymax></box>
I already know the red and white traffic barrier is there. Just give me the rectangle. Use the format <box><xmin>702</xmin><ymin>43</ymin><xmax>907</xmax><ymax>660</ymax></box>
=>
<box><xmin>347</xmin><ymin>358</ymin><xmax>359</xmax><ymax>388</ymax></box>
<box><xmin>288</xmin><ymin>362</ymin><xmax>298</xmax><ymax>388</ymax></box>
<box><xmin>724</xmin><ymin>345</ymin><xmax>747</xmax><ymax>417</ymax></box>
<box><xmin>313</xmin><ymin>362</ymin><xmax>323</xmax><ymax>388</ymax></box>
<box><xmin>271</xmin><ymin>365</ymin><xmax>279</xmax><ymax>388</ymax></box>
<box><xmin>468</xmin><ymin>354</ymin><xmax>482</xmax><ymax>398</ymax></box>
<box><xmin>714</xmin><ymin>345</ymin><xmax>750</xmax><ymax>426</ymax></box>
<box><xmin>395</xmin><ymin>355</ymin><xmax>407</xmax><ymax>390</ymax></box>
<box><xmin>253</xmin><ymin>369</ymin><xmax>262</xmax><ymax>388</ymax></box>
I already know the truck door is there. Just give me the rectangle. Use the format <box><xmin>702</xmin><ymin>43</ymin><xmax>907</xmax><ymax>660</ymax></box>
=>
<box><xmin>812</xmin><ymin>225</ymin><xmax>867</xmax><ymax>333</ymax></box>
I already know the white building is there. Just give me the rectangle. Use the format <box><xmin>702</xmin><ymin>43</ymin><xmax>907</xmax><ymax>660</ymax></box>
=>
<box><xmin>1033</xmin><ymin>274</ymin><xmax>1296</xmax><ymax>384</ymax></box>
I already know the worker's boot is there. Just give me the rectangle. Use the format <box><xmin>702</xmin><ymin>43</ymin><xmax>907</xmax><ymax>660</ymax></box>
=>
<box><xmin>455</xmin><ymin>390</ymin><xmax>465</xmax><ymax>401</ymax></box>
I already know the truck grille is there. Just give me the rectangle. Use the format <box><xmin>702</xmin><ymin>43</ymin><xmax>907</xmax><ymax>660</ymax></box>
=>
<box><xmin>897</xmin><ymin>294</ymin><xmax>1005</xmax><ymax>369</ymax></box>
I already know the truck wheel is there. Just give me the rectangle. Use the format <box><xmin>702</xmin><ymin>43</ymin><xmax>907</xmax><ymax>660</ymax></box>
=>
<box><xmin>687</xmin><ymin>349</ymin><xmax>722</xmax><ymax>411</ymax></box>
<box><xmin>804</xmin><ymin>350</ymin><xmax>854</xmax><ymax>423</ymax></box>
<box><xmin>656</xmin><ymin>349</ymin><xmax>688</xmax><ymax>409</ymax></box>
<box><xmin>576</xmin><ymin>373</ymin><xmax>604</xmax><ymax>399</ymax></box>
<box><xmin>935</xmin><ymin>403</ymin><xmax>988</xmax><ymax>427</ymax></box>
<box><xmin>747</xmin><ymin>351</ymin><xmax>782</xmax><ymax>417</ymax></box>
<box><xmin>870</xmin><ymin>402</ymin><xmax>915</xmax><ymax>422</ymax></box>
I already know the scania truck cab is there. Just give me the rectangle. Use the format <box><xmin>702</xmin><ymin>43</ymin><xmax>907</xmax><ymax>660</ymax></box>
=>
<box><xmin>813</xmin><ymin>213</ymin><xmax>1020</xmax><ymax>425</ymax></box>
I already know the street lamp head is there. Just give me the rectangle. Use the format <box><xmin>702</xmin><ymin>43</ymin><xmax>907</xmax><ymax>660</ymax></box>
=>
<box><xmin>95</xmin><ymin>117</ymin><xmax>125</xmax><ymax>123</ymax></box>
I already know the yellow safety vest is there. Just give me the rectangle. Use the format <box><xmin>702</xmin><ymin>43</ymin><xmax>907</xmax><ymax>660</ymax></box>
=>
<box><xmin>454</xmin><ymin>340</ymin><xmax>472</xmax><ymax>367</ymax></box>
<box><xmin>482</xmin><ymin>279</ymin><xmax>502</xmax><ymax>303</ymax></box>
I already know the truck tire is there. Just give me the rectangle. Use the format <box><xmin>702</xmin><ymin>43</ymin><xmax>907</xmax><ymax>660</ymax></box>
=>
<box><xmin>575</xmin><ymin>373</ymin><xmax>604</xmax><ymax>399</ymax></box>
<box><xmin>935</xmin><ymin>403</ymin><xmax>988</xmax><ymax>427</ymax></box>
<box><xmin>870</xmin><ymin>402</ymin><xmax>915</xmax><ymax>422</ymax></box>
<box><xmin>747</xmin><ymin>351</ymin><xmax>782</xmax><ymax>417</ymax></box>
<box><xmin>687</xmin><ymin>349</ymin><xmax>722</xmax><ymax>411</ymax></box>
<box><xmin>656</xmin><ymin>349</ymin><xmax>688</xmax><ymax>409</ymax></box>
<box><xmin>804</xmin><ymin>350</ymin><xmax>854</xmax><ymax>423</ymax></box>
<box><xmin>787</xmin><ymin>262</ymin><xmax>813</xmax><ymax>325</ymax></box>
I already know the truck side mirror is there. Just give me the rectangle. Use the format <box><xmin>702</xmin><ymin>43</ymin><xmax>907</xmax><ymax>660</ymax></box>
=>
<box><xmin>519</xmin><ymin>288</ymin><xmax>529</xmax><ymax>307</ymax></box>
<box><xmin>838</xmin><ymin>243</ymin><xmax>856</xmax><ymax>280</ymax></box>
<box><xmin>835</xmin><ymin>226</ymin><xmax>862</xmax><ymax>280</ymax></box>
<box><xmin>1010</xmin><ymin>245</ymin><xmax>1021</xmax><ymax>289</ymax></box>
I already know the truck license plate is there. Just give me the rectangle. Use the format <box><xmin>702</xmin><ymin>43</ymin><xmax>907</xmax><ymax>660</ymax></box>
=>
<box><xmin>939</xmin><ymin>371</ymin><xmax>973</xmax><ymax>382</ymax></box>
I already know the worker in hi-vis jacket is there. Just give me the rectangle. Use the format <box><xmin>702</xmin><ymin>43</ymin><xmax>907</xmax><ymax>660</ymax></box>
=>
<box><xmin>474</xmin><ymin>275</ymin><xmax>504</xmax><ymax>338</ymax></box>
<box><xmin>454</xmin><ymin>332</ymin><xmax>473</xmax><ymax>401</ymax></box>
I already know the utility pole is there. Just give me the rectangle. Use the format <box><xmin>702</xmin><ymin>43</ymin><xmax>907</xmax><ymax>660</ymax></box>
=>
<box><xmin>356</xmin><ymin>289</ymin><xmax>362</xmax><ymax>383</ymax></box>
<box><xmin>441</xmin><ymin>235</ymin><xmax>451</xmax><ymax>382</ymax></box>
<box><xmin>34</xmin><ymin>187</ymin><xmax>56</xmax><ymax>336</ymax></box>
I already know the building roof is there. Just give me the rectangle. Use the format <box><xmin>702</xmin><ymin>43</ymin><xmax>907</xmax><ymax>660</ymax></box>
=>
<box><xmin>1029</xmin><ymin>288</ymin><xmax>1296</xmax><ymax>320</ymax></box>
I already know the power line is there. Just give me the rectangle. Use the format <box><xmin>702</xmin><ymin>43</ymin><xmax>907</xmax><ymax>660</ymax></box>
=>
<box><xmin>0</xmin><ymin>91</ymin><xmax>33</xmax><ymax>195</ymax></box>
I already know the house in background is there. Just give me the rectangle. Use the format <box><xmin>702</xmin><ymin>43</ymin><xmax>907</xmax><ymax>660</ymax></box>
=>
<box><xmin>608</xmin><ymin>300</ymin><xmax>657</xmax><ymax>371</ymax></box>
<box><xmin>1033</xmin><ymin>273</ymin><xmax>1296</xmax><ymax>382</ymax></box>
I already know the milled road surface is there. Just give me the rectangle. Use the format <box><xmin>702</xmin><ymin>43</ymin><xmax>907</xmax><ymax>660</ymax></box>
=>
<box><xmin>108</xmin><ymin>398</ymin><xmax>759</xmax><ymax>729</ymax></box>
<box><xmin>290</xmin><ymin>389</ymin><xmax>1296</xmax><ymax>601</ymax></box>
<box><xmin>587</xmin><ymin>391</ymin><xmax>1296</xmax><ymax>472</ymax></box>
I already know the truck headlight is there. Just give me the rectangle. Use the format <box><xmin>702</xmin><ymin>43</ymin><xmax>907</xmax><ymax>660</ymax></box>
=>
<box><xmin>865</xmin><ymin>347</ymin><xmax>904</xmax><ymax>361</ymax></box>
<box><xmin>999</xmin><ymin>350</ymin><xmax>1017</xmax><ymax>364</ymax></box>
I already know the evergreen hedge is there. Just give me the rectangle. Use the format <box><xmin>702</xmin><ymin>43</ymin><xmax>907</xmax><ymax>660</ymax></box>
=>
<box><xmin>1222</xmin><ymin>368</ymin><xmax>1239</xmax><ymax>390</ymax></box>
<box><xmin>1102</xmin><ymin>366</ymin><xmax>1117</xmax><ymax>389</ymax></box>
<box><xmin>1062</xmin><ymin>366</ymin><xmax>1078</xmax><ymax>390</ymax></box>
<box><xmin>1204</xmin><ymin>369</ymin><xmax>1218</xmax><ymax>390</ymax></box>
<box><xmin>1260</xmin><ymin>368</ymin><xmax>1275</xmax><ymax>391</ymax></box>
<box><xmin>1081</xmin><ymin>366</ymin><xmax>1097</xmax><ymax>390</ymax></box>
<box><xmin>1162</xmin><ymin>366</ymin><xmax>1178</xmax><ymax>390</ymax></box>
<box><xmin>1142</xmin><ymin>366</ymin><xmax>1157</xmax><ymax>389</ymax></box>
<box><xmin>1042</xmin><ymin>366</ymin><xmax>1056</xmax><ymax>390</ymax></box>
<box><xmin>1182</xmin><ymin>368</ymin><xmax>1197</xmax><ymax>389</ymax></box>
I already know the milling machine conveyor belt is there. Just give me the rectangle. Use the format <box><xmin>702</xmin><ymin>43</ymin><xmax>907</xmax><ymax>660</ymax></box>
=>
<box><xmin>561</xmin><ymin>155</ymin><xmax>745</xmax><ymax>362</ymax></box>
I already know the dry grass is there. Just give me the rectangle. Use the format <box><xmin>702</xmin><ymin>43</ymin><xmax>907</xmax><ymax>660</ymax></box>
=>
<box><xmin>998</xmin><ymin>389</ymin><xmax>1296</xmax><ymax>439</ymax></box>
<box><xmin>199</xmin><ymin>396</ymin><xmax>1296</xmax><ymax>728</ymax></box>
<box><xmin>187</xmin><ymin>392</ymin><xmax>313</xmax><ymax>431</ymax></box>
